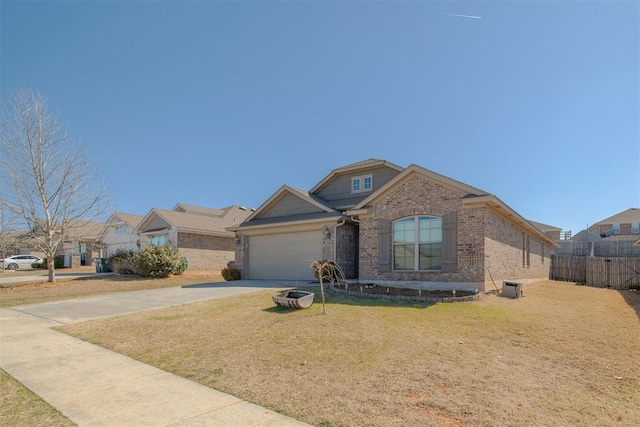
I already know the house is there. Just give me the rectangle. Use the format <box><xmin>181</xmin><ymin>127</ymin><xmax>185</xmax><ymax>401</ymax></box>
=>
<box><xmin>136</xmin><ymin>204</ymin><xmax>253</xmax><ymax>271</ymax></box>
<box><xmin>1</xmin><ymin>221</ymin><xmax>105</xmax><ymax>267</ymax></box>
<box><xmin>97</xmin><ymin>212</ymin><xmax>145</xmax><ymax>257</ymax></box>
<box><xmin>587</xmin><ymin>208</ymin><xmax>640</xmax><ymax>239</ymax></box>
<box><xmin>58</xmin><ymin>220</ymin><xmax>106</xmax><ymax>267</ymax></box>
<box><xmin>230</xmin><ymin>159</ymin><xmax>558</xmax><ymax>292</ymax></box>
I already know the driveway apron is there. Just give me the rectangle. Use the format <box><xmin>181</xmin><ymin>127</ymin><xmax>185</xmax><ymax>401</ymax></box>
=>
<box><xmin>0</xmin><ymin>280</ymin><xmax>311</xmax><ymax>426</ymax></box>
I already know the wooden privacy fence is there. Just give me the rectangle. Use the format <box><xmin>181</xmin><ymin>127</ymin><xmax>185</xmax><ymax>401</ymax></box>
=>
<box><xmin>550</xmin><ymin>255</ymin><xmax>640</xmax><ymax>290</ymax></box>
<box><xmin>550</xmin><ymin>255</ymin><xmax>586</xmax><ymax>283</ymax></box>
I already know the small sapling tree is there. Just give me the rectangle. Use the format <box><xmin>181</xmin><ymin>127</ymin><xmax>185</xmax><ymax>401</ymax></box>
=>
<box><xmin>310</xmin><ymin>259</ymin><xmax>346</xmax><ymax>314</ymax></box>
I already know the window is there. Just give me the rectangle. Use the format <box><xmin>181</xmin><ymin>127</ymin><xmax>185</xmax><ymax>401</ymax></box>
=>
<box><xmin>612</xmin><ymin>224</ymin><xmax>620</xmax><ymax>235</ymax></box>
<box><xmin>150</xmin><ymin>235</ymin><xmax>167</xmax><ymax>246</ymax></box>
<box><xmin>522</xmin><ymin>233</ymin><xmax>530</xmax><ymax>267</ymax></box>
<box><xmin>633</xmin><ymin>223</ymin><xmax>639</xmax><ymax>234</ymax></box>
<box><xmin>393</xmin><ymin>216</ymin><xmax>442</xmax><ymax>270</ymax></box>
<box><xmin>115</xmin><ymin>226</ymin><xmax>128</xmax><ymax>234</ymax></box>
<box><xmin>351</xmin><ymin>174</ymin><xmax>373</xmax><ymax>193</ymax></box>
<box><xmin>364</xmin><ymin>176</ymin><xmax>372</xmax><ymax>190</ymax></box>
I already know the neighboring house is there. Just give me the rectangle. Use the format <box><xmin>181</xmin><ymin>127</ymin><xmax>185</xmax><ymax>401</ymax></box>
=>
<box><xmin>587</xmin><ymin>208</ymin><xmax>640</xmax><ymax>239</ymax></box>
<box><xmin>58</xmin><ymin>220</ymin><xmax>106</xmax><ymax>267</ymax></box>
<box><xmin>230</xmin><ymin>159</ymin><xmax>558</xmax><ymax>292</ymax></box>
<box><xmin>0</xmin><ymin>230</ymin><xmax>31</xmax><ymax>259</ymax></box>
<box><xmin>1</xmin><ymin>221</ymin><xmax>105</xmax><ymax>267</ymax></box>
<box><xmin>136</xmin><ymin>204</ymin><xmax>253</xmax><ymax>271</ymax></box>
<box><xmin>528</xmin><ymin>220</ymin><xmax>562</xmax><ymax>242</ymax></box>
<box><xmin>98</xmin><ymin>212</ymin><xmax>145</xmax><ymax>257</ymax></box>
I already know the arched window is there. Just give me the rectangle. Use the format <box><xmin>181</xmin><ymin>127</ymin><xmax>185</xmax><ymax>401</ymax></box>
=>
<box><xmin>393</xmin><ymin>216</ymin><xmax>442</xmax><ymax>270</ymax></box>
<box><xmin>150</xmin><ymin>235</ymin><xmax>167</xmax><ymax>246</ymax></box>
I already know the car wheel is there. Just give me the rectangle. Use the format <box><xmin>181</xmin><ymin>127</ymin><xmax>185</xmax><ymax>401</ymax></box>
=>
<box><xmin>7</xmin><ymin>263</ymin><xmax>19</xmax><ymax>270</ymax></box>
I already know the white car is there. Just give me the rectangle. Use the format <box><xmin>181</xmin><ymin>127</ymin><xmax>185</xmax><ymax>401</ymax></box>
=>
<box><xmin>0</xmin><ymin>255</ymin><xmax>43</xmax><ymax>270</ymax></box>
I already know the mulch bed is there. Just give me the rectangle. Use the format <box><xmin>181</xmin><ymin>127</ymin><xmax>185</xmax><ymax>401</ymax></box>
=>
<box><xmin>329</xmin><ymin>283</ymin><xmax>481</xmax><ymax>302</ymax></box>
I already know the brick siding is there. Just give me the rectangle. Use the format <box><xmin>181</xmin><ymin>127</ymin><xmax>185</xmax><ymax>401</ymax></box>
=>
<box><xmin>177</xmin><ymin>232</ymin><xmax>235</xmax><ymax>271</ymax></box>
<box><xmin>235</xmin><ymin>234</ymin><xmax>246</xmax><ymax>277</ymax></box>
<box><xmin>484</xmin><ymin>209</ymin><xmax>552</xmax><ymax>287</ymax></box>
<box><xmin>357</xmin><ymin>173</ymin><xmax>552</xmax><ymax>292</ymax></box>
<box><xmin>359</xmin><ymin>175</ymin><xmax>483</xmax><ymax>285</ymax></box>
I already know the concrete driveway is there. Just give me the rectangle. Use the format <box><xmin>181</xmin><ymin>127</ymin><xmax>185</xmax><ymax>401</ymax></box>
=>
<box><xmin>0</xmin><ymin>280</ymin><xmax>312</xmax><ymax>426</ymax></box>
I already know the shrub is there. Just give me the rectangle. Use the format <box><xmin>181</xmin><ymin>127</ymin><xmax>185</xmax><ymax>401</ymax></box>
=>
<box><xmin>134</xmin><ymin>244</ymin><xmax>180</xmax><ymax>278</ymax></box>
<box><xmin>40</xmin><ymin>257</ymin><xmax>63</xmax><ymax>269</ymax></box>
<box><xmin>176</xmin><ymin>257</ymin><xmax>189</xmax><ymax>275</ymax></box>
<box><xmin>221</xmin><ymin>266</ymin><xmax>241</xmax><ymax>281</ymax></box>
<box><xmin>108</xmin><ymin>249</ymin><xmax>137</xmax><ymax>274</ymax></box>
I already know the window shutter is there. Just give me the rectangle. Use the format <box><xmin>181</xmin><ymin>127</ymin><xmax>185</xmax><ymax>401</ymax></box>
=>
<box><xmin>377</xmin><ymin>219</ymin><xmax>391</xmax><ymax>272</ymax></box>
<box><xmin>442</xmin><ymin>211</ymin><xmax>457</xmax><ymax>272</ymax></box>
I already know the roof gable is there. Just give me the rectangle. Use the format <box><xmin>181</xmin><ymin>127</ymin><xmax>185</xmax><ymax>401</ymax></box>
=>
<box><xmin>309</xmin><ymin>159</ymin><xmax>404</xmax><ymax>210</ymax></box>
<box><xmin>310</xmin><ymin>158</ymin><xmax>404</xmax><ymax>195</ymax></box>
<box><xmin>173</xmin><ymin>203</ymin><xmax>224</xmax><ymax>217</ymax></box>
<box><xmin>98</xmin><ymin>212</ymin><xmax>144</xmax><ymax>240</ymax></box>
<box><xmin>245</xmin><ymin>185</ymin><xmax>334</xmax><ymax>223</ymax></box>
<box><xmin>591</xmin><ymin>208</ymin><xmax>640</xmax><ymax>226</ymax></box>
<box><xmin>137</xmin><ymin>203</ymin><xmax>253</xmax><ymax>236</ymax></box>
<box><xmin>527</xmin><ymin>220</ymin><xmax>562</xmax><ymax>233</ymax></box>
<box><xmin>351</xmin><ymin>164</ymin><xmax>488</xmax><ymax>210</ymax></box>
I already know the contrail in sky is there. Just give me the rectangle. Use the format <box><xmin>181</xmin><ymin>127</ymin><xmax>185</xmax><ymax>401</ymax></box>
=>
<box><xmin>439</xmin><ymin>12</ymin><xmax>483</xmax><ymax>20</ymax></box>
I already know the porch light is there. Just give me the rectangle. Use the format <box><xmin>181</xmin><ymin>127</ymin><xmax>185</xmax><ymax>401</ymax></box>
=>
<box><xmin>323</xmin><ymin>226</ymin><xmax>331</xmax><ymax>239</ymax></box>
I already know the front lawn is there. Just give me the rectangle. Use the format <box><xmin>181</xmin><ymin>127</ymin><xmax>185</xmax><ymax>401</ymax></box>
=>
<box><xmin>59</xmin><ymin>281</ymin><xmax>640</xmax><ymax>426</ymax></box>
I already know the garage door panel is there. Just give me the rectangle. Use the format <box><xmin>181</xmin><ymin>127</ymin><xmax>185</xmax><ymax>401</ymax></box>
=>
<box><xmin>248</xmin><ymin>232</ymin><xmax>322</xmax><ymax>280</ymax></box>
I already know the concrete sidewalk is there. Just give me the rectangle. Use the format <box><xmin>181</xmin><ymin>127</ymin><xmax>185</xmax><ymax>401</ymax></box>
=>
<box><xmin>0</xmin><ymin>281</ymin><xmax>312</xmax><ymax>426</ymax></box>
<box><xmin>0</xmin><ymin>268</ymin><xmax>106</xmax><ymax>287</ymax></box>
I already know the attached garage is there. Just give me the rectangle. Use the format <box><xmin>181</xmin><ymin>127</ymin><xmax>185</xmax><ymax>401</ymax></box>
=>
<box><xmin>247</xmin><ymin>231</ymin><xmax>322</xmax><ymax>280</ymax></box>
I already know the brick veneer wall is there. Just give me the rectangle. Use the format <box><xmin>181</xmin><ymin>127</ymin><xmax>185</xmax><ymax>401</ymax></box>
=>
<box><xmin>177</xmin><ymin>232</ymin><xmax>235</xmax><ymax>271</ymax></box>
<box><xmin>483</xmin><ymin>208</ymin><xmax>552</xmax><ymax>286</ymax></box>
<box><xmin>235</xmin><ymin>234</ymin><xmax>246</xmax><ymax>277</ymax></box>
<box><xmin>356</xmin><ymin>173</ymin><xmax>552</xmax><ymax>292</ymax></box>
<box><xmin>358</xmin><ymin>174</ymin><xmax>485</xmax><ymax>287</ymax></box>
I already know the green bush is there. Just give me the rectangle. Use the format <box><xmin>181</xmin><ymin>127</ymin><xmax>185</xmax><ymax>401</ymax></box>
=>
<box><xmin>176</xmin><ymin>257</ymin><xmax>189</xmax><ymax>275</ymax></box>
<box><xmin>221</xmin><ymin>266</ymin><xmax>241</xmax><ymax>281</ymax></box>
<box><xmin>40</xmin><ymin>257</ymin><xmax>63</xmax><ymax>269</ymax></box>
<box><xmin>108</xmin><ymin>249</ymin><xmax>137</xmax><ymax>274</ymax></box>
<box><xmin>134</xmin><ymin>244</ymin><xmax>180</xmax><ymax>278</ymax></box>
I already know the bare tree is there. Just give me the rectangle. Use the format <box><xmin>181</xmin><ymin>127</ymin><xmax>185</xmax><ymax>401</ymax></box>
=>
<box><xmin>0</xmin><ymin>89</ymin><xmax>110</xmax><ymax>282</ymax></box>
<box><xmin>0</xmin><ymin>200</ymin><xmax>20</xmax><ymax>272</ymax></box>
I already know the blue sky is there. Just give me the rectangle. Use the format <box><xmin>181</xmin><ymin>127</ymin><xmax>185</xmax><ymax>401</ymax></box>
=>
<box><xmin>1</xmin><ymin>0</ymin><xmax>638</xmax><ymax>235</ymax></box>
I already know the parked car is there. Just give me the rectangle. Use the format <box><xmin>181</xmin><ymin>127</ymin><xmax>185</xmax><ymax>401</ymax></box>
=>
<box><xmin>0</xmin><ymin>255</ymin><xmax>43</xmax><ymax>270</ymax></box>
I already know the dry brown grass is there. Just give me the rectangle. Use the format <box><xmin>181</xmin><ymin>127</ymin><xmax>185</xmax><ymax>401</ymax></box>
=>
<box><xmin>59</xmin><ymin>281</ymin><xmax>640</xmax><ymax>427</ymax></box>
<box><xmin>0</xmin><ymin>369</ymin><xmax>74</xmax><ymax>426</ymax></box>
<box><xmin>0</xmin><ymin>271</ymin><xmax>223</xmax><ymax>308</ymax></box>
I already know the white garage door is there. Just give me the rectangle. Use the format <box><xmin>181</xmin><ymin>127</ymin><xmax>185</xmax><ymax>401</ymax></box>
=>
<box><xmin>247</xmin><ymin>231</ymin><xmax>322</xmax><ymax>280</ymax></box>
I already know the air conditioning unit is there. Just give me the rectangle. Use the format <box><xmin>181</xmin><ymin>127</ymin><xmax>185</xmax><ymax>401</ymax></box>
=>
<box><xmin>502</xmin><ymin>281</ymin><xmax>523</xmax><ymax>298</ymax></box>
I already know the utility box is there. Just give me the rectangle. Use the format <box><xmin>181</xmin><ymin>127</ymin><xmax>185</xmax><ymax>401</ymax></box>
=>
<box><xmin>502</xmin><ymin>281</ymin><xmax>523</xmax><ymax>298</ymax></box>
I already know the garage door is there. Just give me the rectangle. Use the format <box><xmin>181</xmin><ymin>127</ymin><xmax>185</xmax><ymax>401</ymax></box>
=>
<box><xmin>247</xmin><ymin>231</ymin><xmax>322</xmax><ymax>280</ymax></box>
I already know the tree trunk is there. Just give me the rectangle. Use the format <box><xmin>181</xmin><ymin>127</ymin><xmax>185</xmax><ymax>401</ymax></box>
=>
<box><xmin>48</xmin><ymin>259</ymin><xmax>56</xmax><ymax>282</ymax></box>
